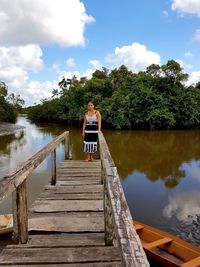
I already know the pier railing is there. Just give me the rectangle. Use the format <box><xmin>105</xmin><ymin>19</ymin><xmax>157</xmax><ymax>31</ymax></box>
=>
<box><xmin>0</xmin><ymin>131</ymin><xmax>69</xmax><ymax>243</ymax></box>
<box><xmin>98</xmin><ymin>131</ymin><xmax>149</xmax><ymax>267</ymax></box>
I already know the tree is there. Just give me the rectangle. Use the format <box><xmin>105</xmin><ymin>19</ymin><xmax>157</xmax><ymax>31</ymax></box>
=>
<box><xmin>7</xmin><ymin>93</ymin><xmax>25</xmax><ymax>110</ymax></box>
<box><xmin>161</xmin><ymin>60</ymin><xmax>188</xmax><ymax>84</ymax></box>
<box><xmin>0</xmin><ymin>81</ymin><xmax>8</xmax><ymax>97</ymax></box>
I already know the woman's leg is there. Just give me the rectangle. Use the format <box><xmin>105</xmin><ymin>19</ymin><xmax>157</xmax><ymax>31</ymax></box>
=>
<box><xmin>90</xmin><ymin>153</ymin><xmax>94</xmax><ymax>161</ymax></box>
<box><xmin>85</xmin><ymin>153</ymin><xmax>90</xmax><ymax>161</ymax></box>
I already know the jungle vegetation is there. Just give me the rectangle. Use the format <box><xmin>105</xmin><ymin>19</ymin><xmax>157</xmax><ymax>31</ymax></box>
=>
<box><xmin>0</xmin><ymin>81</ymin><xmax>25</xmax><ymax>122</ymax></box>
<box><xmin>27</xmin><ymin>60</ymin><xmax>200</xmax><ymax>130</ymax></box>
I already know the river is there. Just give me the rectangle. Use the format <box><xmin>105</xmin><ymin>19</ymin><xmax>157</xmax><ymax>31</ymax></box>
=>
<box><xmin>0</xmin><ymin>115</ymin><xmax>200</xmax><ymax>247</ymax></box>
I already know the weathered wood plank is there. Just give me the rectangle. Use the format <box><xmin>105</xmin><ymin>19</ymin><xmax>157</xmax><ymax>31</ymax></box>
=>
<box><xmin>57</xmin><ymin>169</ymin><xmax>101</xmax><ymax>173</ymax></box>
<box><xmin>62</xmin><ymin>160</ymin><xmax>101</xmax><ymax>162</ymax></box>
<box><xmin>0</xmin><ymin>263</ymin><xmax>122</xmax><ymax>267</ymax></box>
<box><xmin>28</xmin><ymin>213</ymin><xmax>104</xmax><ymax>232</ymax></box>
<box><xmin>57</xmin><ymin>172</ymin><xmax>101</xmax><ymax>177</ymax></box>
<box><xmin>29</xmin><ymin>199</ymin><xmax>103</xmax><ymax>212</ymax></box>
<box><xmin>6</xmin><ymin>233</ymin><xmax>105</xmax><ymax>248</ymax></box>
<box><xmin>54</xmin><ymin>180</ymin><xmax>101</xmax><ymax>185</ymax></box>
<box><xmin>45</xmin><ymin>185</ymin><xmax>103</xmax><ymax>193</ymax></box>
<box><xmin>0</xmin><ymin>247</ymin><xmax>121</xmax><ymax>264</ymax></box>
<box><xmin>38</xmin><ymin>191</ymin><xmax>103</xmax><ymax>200</ymax></box>
<box><xmin>28</xmin><ymin>211</ymin><xmax>104</xmax><ymax>219</ymax></box>
<box><xmin>57</xmin><ymin>175</ymin><xmax>101</xmax><ymax>180</ymax></box>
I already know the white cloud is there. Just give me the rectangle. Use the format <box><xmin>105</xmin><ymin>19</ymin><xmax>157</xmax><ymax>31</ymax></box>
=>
<box><xmin>0</xmin><ymin>44</ymin><xmax>43</xmax><ymax>89</ymax></box>
<box><xmin>24</xmin><ymin>80</ymin><xmax>58</xmax><ymax>104</ymax></box>
<box><xmin>0</xmin><ymin>45</ymin><xmax>43</xmax><ymax>72</ymax></box>
<box><xmin>172</xmin><ymin>0</ymin><xmax>200</xmax><ymax>16</ymax></box>
<box><xmin>163</xmin><ymin>191</ymin><xmax>200</xmax><ymax>221</ymax></box>
<box><xmin>89</xmin><ymin>60</ymin><xmax>102</xmax><ymax>70</ymax></box>
<box><xmin>66</xmin><ymin>57</ymin><xmax>75</xmax><ymax>67</ymax></box>
<box><xmin>0</xmin><ymin>0</ymin><xmax>94</xmax><ymax>47</ymax></box>
<box><xmin>106</xmin><ymin>42</ymin><xmax>161</xmax><ymax>73</ymax></box>
<box><xmin>186</xmin><ymin>71</ymin><xmax>200</xmax><ymax>86</ymax></box>
<box><xmin>175</xmin><ymin>59</ymin><xmax>192</xmax><ymax>70</ymax></box>
<box><xmin>180</xmin><ymin>160</ymin><xmax>200</xmax><ymax>183</ymax></box>
<box><xmin>193</xmin><ymin>29</ymin><xmax>200</xmax><ymax>42</ymax></box>
<box><xmin>184</xmin><ymin>51</ymin><xmax>193</xmax><ymax>57</ymax></box>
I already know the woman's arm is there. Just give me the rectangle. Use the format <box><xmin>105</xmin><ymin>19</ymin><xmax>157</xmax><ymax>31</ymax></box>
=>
<box><xmin>82</xmin><ymin>114</ymin><xmax>86</xmax><ymax>137</ymax></box>
<box><xmin>96</xmin><ymin>111</ymin><xmax>101</xmax><ymax>131</ymax></box>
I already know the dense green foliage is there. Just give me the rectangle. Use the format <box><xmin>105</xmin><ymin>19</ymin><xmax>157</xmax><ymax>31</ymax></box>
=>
<box><xmin>0</xmin><ymin>81</ymin><xmax>25</xmax><ymax>122</ymax></box>
<box><xmin>27</xmin><ymin>60</ymin><xmax>200</xmax><ymax>130</ymax></box>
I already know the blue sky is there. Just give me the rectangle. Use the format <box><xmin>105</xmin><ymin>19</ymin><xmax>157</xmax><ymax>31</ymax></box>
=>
<box><xmin>0</xmin><ymin>0</ymin><xmax>200</xmax><ymax>105</ymax></box>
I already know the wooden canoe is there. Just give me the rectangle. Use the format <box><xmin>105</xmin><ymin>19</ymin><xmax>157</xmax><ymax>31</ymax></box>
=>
<box><xmin>133</xmin><ymin>220</ymin><xmax>200</xmax><ymax>267</ymax></box>
<box><xmin>0</xmin><ymin>214</ymin><xmax>13</xmax><ymax>235</ymax></box>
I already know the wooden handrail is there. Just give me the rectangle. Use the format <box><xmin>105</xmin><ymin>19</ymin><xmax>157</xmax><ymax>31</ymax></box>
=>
<box><xmin>98</xmin><ymin>131</ymin><xmax>149</xmax><ymax>267</ymax></box>
<box><xmin>0</xmin><ymin>131</ymin><xmax>69</xmax><ymax>243</ymax></box>
<box><xmin>0</xmin><ymin>131</ymin><xmax>69</xmax><ymax>201</ymax></box>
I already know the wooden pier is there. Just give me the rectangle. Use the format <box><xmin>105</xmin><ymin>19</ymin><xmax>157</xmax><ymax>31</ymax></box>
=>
<box><xmin>0</xmin><ymin>131</ymin><xmax>149</xmax><ymax>266</ymax></box>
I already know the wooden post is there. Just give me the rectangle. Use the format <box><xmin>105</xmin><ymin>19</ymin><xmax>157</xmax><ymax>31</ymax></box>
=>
<box><xmin>51</xmin><ymin>149</ymin><xmax>56</xmax><ymax>185</ymax></box>
<box><xmin>12</xmin><ymin>180</ymin><xmax>28</xmax><ymax>244</ymax></box>
<box><xmin>12</xmin><ymin>190</ymin><xmax>19</xmax><ymax>243</ymax></box>
<box><xmin>64</xmin><ymin>136</ymin><xmax>69</xmax><ymax>160</ymax></box>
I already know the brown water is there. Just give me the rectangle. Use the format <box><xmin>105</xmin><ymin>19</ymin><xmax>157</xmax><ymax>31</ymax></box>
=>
<box><xmin>0</xmin><ymin>116</ymin><xmax>200</xmax><ymax>247</ymax></box>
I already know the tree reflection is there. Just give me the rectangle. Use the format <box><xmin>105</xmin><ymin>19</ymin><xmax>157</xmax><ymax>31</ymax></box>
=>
<box><xmin>104</xmin><ymin>130</ymin><xmax>200</xmax><ymax>188</ymax></box>
<box><xmin>0</xmin><ymin>131</ymin><xmax>25</xmax><ymax>155</ymax></box>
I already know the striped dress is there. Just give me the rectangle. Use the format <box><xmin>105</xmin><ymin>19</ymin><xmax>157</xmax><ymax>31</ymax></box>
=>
<box><xmin>83</xmin><ymin>111</ymin><xmax>98</xmax><ymax>153</ymax></box>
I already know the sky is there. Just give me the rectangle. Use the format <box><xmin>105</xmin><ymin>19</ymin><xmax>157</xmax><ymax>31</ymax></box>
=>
<box><xmin>0</xmin><ymin>0</ymin><xmax>200</xmax><ymax>106</ymax></box>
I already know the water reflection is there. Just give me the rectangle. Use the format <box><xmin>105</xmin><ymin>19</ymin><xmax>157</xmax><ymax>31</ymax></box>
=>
<box><xmin>104</xmin><ymin>130</ymin><xmax>200</xmax><ymax>188</ymax></box>
<box><xmin>163</xmin><ymin>191</ymin><xmax>200</xmax><ymax>221</ymax></box>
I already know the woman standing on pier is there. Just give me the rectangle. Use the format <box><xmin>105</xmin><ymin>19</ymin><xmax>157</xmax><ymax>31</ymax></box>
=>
<box><xmin>82</xmin><ymin>101</ymin><xmax>101</xmax><ymax>161</ymax></box>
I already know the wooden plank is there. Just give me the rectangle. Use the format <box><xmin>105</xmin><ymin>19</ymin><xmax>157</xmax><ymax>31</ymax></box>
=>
<box><xmin>62</xmin><ymin>160</ymin><xmax>101</xmax><ymax>162</ymax></box>
<box><xmin>57</xmin><ymin>175</ymin><xmax>101</xmax><ymax>180</ymax></box>
<box><xmin>0</xmin><ymin>247</ymin><xmax>121</xmax><ymax>264</ymax></box>
<box><xmin>55</xmin><ymin>180</ymin><xmax>101</xmax><ymax>185</ymax></box>
<box><xmin>6</xmin><ymin>233</ymin><xmax>105</xmax><ymax>248</ymax></box>
<box><xmin>58</xmin><ymin>168</ymin><xmax>100</xmax><ymax>171</ymax></box>
<box><xmin>57</xmin><ymin>169</ymin><xmax>101</xmax><ymax>173</ymax></box>
<box><xmin>181</xmin><ymin>256</ymin><xmax>200</xmax><ymax>267</ymax></box>
<box><xmin>30</xmin><ymin>199</ymin><xmax>103</xmax><ymax>212</ymax></box>
<box><xmin>143</xmin><ymin>237</ymin><xmax>172</xmax><ymax>250</ymax></box>
<box><xmin>28</xmin><ymin>213</ymin><xmax>104</xmax><ymax>232</ymax></box>
<box><xmin>134</xmin><ymin>224</ymin><xmax>144</xmax><ymax>231</ymax></box>
<box><xmin>57</xmin><ymin>174</ymin><xmax>101</xmax><ymax>178</ymax></box>
<box><xmin>45</xmin><ymin>185</ymin><xmax>103</xmax><ymax>193</ymax></box>
<box><xmin>38</xmin><ymin>191</ymin><xmax>103</xmax><ymax>200</ymax></box>
<box><xmin>59</xmin><ymin>167</ymin><xmax>101</xmax><ymax>171</ymax></box>
<box><xmin>0</xmin><ymin>262</ymin><xmax>122</xmax><ymax>267</ymax></box>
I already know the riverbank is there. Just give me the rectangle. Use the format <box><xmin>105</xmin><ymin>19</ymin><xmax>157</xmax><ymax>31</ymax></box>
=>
<box><xmin>0</xmin><ymin>123</ymin><xmax>25</xmax><ymax>136</ymax></box>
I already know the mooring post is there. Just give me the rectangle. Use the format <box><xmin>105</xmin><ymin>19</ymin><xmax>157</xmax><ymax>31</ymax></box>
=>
<box><xmin>12</xmin><ymin>180</ymin><xmax>28</xmax><ymax>244</ymax></box>
<box><xmin>64</xmin><ymin>135</ymin><xmax>69</xmax><ymax>160</ymax></box>
<box><xmin>51</xmin><ymin>148</ymin><xmax>56</xmax><ymax>185</ymax></box>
